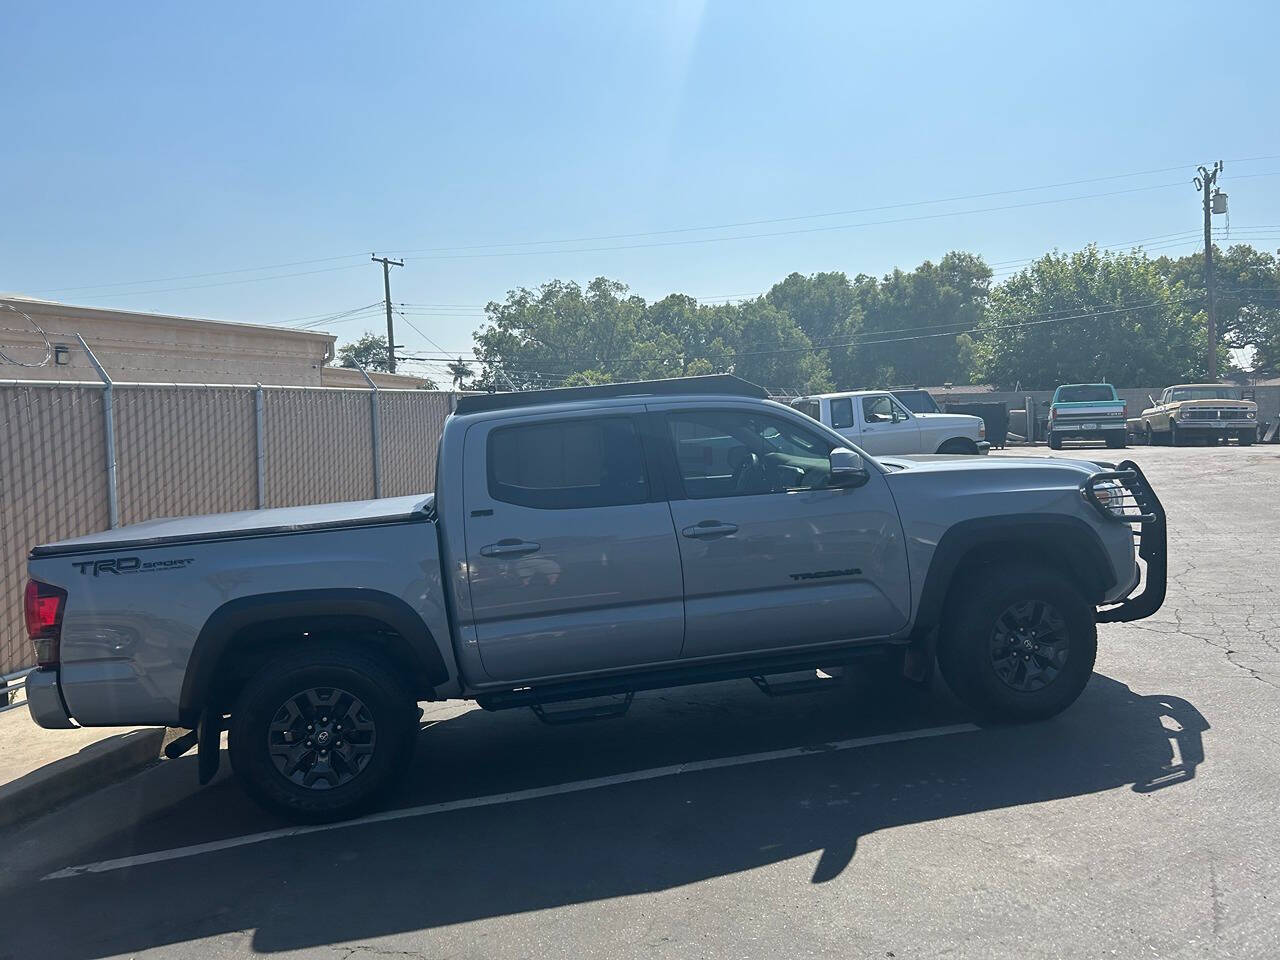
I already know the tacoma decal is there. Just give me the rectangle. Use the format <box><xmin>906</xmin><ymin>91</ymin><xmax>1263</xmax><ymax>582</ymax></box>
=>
<box><xmin>789</xmin><ymin>567</ymin><xmax>861</xmax><ymax>581</ymax></box>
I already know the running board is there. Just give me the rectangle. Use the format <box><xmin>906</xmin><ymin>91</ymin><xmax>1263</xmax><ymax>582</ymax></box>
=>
<box><xmin>530</xmin><ymin>693</ymin><xmax>634</xmax><ymax>725</ymax></box>
<box><xmin>751</xmin><ymin>669</ymin><xmax>844</xmax><ymax>697</ymax></box>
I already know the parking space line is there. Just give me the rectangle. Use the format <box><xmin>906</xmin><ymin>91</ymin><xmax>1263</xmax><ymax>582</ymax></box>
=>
<box><xmin>43</xmin><ymin>722</ymin><xmax>980</xmax><ymax>881</ymax></box>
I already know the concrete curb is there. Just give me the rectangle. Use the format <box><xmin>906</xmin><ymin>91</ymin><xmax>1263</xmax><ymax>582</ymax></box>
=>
<box><xmin>0</xmin><ymin>727</ymin><xmax>166</xmax><ymax>830</ymax></box>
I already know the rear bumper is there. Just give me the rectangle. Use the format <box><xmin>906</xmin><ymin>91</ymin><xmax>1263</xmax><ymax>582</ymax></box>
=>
<box><xmin>1050</xmin><ymin>422</ymin><xmax>1126</xmax><ymax>434</ymax></box>
<box><xmin>976</xmin><ymin>441</ymin><xmax>991</xmax><ymax>454</ymax></box>
<box><xmin>26</xmin><ymin>669</ymin><xmax>76</xmax><ymax>729</ymax></box>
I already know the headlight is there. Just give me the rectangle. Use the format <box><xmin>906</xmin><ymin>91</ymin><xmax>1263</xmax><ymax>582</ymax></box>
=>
<box><xmin>1247</xmin><ymin>411</ymin><xmax>1256</xmax><ymax>419</ymax></box>
<box><xmin>1091</xmin><ymin>479</ymin><xmax>1126</xmax><ymax>517</ymax></box>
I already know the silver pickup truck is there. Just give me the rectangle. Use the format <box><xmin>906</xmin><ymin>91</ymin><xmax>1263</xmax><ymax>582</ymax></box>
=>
<box><xmin>24</xmin><ymin>375</ymin><xmax>1166</xmax><ymax>821</ymax></box>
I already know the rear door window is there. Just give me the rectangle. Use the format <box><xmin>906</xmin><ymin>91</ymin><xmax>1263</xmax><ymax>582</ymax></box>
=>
<box><xmin>830</xmin><ymin>397</ymin><xmax>855</xmax><ymax>429</ymax></box>
<box><xmin>487</xmin><ymin>417</ymin><xmax>650</xmax><ymax>509</ymax></box>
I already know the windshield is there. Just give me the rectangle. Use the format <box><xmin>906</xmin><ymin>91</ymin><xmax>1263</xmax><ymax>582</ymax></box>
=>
<box><xmin>1169</xmin><ymin>387</ymin><xmax>1242</xmax><ymax>401</ymax></box>
<box><xmin>1055</xmin><ymin>385</ymin><xmax>1116</xmax><ymax>403</ymax></box>
<box><xmin>892</xmin><ymin>390</ymin><xmax>941</xmax><ymax>414</ymax></box>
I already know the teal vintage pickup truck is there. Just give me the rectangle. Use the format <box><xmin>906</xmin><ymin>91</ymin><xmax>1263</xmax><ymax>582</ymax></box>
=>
<box><xmin>1047</xmin><ymin>383</ymin><xmax>1127</xmax><ymax>450</ymax></box>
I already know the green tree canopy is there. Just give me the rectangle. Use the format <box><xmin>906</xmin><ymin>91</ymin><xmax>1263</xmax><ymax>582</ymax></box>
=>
<box><xmin>1156</xmin><ymin>243</ymin><xmax>1280</xmax><ymax>376</ymax></box>
<box><xmin>851</xmin><ymin>252</ymin><xmax>992</xmax><ymax>387</ymax></box>
<box><xmin>337</xmin><ymin>332</ymin><xmax>391</xmax><ymax>372</ymax></box>
<box><xmin>972</xmin><ymin>246</ymin><xmax>1214</xmax><ymax>390</ymax></box>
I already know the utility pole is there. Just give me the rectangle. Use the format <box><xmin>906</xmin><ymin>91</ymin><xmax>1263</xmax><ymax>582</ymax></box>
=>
<box><xmin>1194</xmin><ymin>161</ymin><xmax>1226</xmax><ymax>381</ymax></box>
<box><xmin>371</xmin><ymin>255</ymin><xmax>404</xmax><ymax>373</ymax></box>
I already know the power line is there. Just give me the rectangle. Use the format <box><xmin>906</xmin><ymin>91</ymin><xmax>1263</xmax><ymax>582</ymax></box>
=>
<box><xmin>399</xmin><ymin>181</ymin><xmax>1208</xmax><ymax>263</ymax></box>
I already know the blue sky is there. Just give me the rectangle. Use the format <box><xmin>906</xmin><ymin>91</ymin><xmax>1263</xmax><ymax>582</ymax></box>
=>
<box><xmin>4</xmin><ymin>1</ymin><xmax>1279</xmax><ymax>379</ymax></box>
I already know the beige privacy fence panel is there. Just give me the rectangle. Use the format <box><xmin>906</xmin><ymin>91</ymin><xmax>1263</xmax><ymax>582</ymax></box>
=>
<box><xmin>0</xmin><ymin>382</ymin><xmax>456</xmax><ymax>675</ymax></box>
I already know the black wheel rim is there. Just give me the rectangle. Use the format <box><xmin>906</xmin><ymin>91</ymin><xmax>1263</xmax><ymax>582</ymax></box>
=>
<box><xmin>267</xmin><ymin>686</ymin><xmax>377</xmax><ymax>790</ymax></box>
<box><xmin>988</xmin><ymin>600</ymin><xmax>1070</xmax><ymax>692</ymax></box>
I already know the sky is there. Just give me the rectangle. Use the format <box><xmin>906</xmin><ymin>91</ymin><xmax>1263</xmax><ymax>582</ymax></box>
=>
<box><xmin>4</xmin><ymin>1</ymin><xmax>1280</xmax><ymax>382</ymax></box>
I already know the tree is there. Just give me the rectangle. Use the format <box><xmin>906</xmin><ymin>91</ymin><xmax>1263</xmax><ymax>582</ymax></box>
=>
<box><xmin>1155</xmin><ymin>243</ymin><xmax>1280</xmax><ymax>376</ymax></box>
<box><xmin>337</xmin><ymin>332</ymin><xmax>391</xmax><ymax>372</ymax></box>
<box><xmin>851</xmin><ymin>252</ymin><xmax>992</xmax><ymax>388</ymax></box>
<box><xmin>972</xmin><ymin>246</ymin><xmax>1213</xmax><ymax>389</ymax></box>
<box><xmin>471</xmin><ymin>278</ymin><xmax>830</xmax><ymax>394</ymax></box>
<box><xmin>765</xmin><ymin>272</ymin><xmax>862</xmax><ymax>388</ymax></box>
<box><xmin>446</xmin><ymin>357</ymin><xmax>473</xmax><ymax>390</ymax></box>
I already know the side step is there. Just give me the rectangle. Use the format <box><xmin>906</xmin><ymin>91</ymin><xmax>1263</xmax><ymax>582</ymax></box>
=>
<box><xmin>751</xmin><ymin>669</ymin><xmax>844</xmax><ymax>697</ymax></box>
<box><xmin>530</xmin><ymin>692</ymin><xmax>634</xmax><ymax>726</ymax></box>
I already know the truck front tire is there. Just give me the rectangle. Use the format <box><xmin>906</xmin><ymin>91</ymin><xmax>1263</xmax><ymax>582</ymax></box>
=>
<box><xmin>228</xmin><ymin>645</ymin><xmax>419</xmax><ymax>822</ymax></box>
<box><xmin>937</xmin><ymin>565</ymin><xmax>1097</xmax><ymax>723</ymax></box>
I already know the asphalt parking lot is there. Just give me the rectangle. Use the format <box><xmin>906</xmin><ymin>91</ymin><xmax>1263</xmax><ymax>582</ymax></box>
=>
<box><xmin>2</xmin><ymin>443</ymin><xmax>1278</xmax><ymax>960</ymax></box>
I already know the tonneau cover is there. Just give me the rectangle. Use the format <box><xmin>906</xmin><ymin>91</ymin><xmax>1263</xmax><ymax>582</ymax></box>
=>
<box><xmin>30</xmin><ymin>494</ymin><xmax>434</xmax><ymax>558</ymax></box>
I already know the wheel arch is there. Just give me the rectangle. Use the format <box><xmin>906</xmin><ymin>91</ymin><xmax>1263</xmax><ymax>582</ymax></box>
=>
<box><xmin>179</xmin><ymin>589</ymin><xmax>449</xmax><ymax>725</ymax></box>
<box><xmin>911</xmin><ymin>515</ymin><xmax>1114</xmax><ymax>640</ymax></box>
<box><xmin>935</xmin><ymin>436</ymin><xmax>980</xmax><ymax>455</ymax></box>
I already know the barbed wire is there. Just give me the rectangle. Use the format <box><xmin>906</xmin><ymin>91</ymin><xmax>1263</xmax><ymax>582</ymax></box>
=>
<box><xmin>0</xmin><ymin>303</ymin><xmax>53</xmax><ymax>368</ymax></box>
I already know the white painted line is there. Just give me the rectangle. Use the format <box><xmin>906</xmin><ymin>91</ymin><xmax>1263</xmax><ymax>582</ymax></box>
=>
<box><xmin>44</xmin><ymin>722</ymin><xmax>979</xmax><ymax>881</ymax></box>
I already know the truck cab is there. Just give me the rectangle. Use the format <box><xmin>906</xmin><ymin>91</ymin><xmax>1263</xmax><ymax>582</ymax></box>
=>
<box><xmin>791</xmin><ymin>390</ymin><xmax>987</xmax><ymax>456</ymax></box>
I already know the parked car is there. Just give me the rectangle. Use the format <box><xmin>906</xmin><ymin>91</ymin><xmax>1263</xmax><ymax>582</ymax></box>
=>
<box><xmin>25</xmin><ymin>375</ymin><xmax>1165</xmax><ymax>822</ymax></box>
<box><xmin>791</xmin><ymin>390</ymin><xmax>988</xmax><ymax>456</ymax></box>
<box><xmin>1047</xmin><ymin>383</ymin><xmax>1127</xmax><ymax>450</ymax></box>
<box><xmin>1133</xmin><ymin>384</ymin><xmax>1258</xmax><ymax>446</ymax></box>
<box><xmin>889</xmin><ymin>388</ymin><xmax>942</xmax><ymax>414</ymax></box>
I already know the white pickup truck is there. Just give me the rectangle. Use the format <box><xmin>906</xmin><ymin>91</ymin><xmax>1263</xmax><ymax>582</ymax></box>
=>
<box><xmin>24</xmin><ymin>375</ymin><xmax>1164</xmax><ymax>822</ymax></box>
<box><xmin>790</xmin><ymin>390</ymin><xmax>988</xmax><ymax>456</ymax></box>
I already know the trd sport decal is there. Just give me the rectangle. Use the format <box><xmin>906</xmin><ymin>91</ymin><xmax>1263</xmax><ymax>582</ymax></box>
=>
<box><xmin>72</xmin><ymin>556</ymin><xmax>194</xmax><ymax>576</ymax></box>
<box><xmin>789</xmin><ymin>567</ymin><xmax>862</xmax><ymax>581</ymax></box>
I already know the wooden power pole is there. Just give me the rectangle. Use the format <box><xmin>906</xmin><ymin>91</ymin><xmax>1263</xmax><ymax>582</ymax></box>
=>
<box><xmin>371</xmin><ymin>255</ymin><xmax>404</xmax><ymax>373</ymax></box>
<box><xmin>1194</xmin><ymin>162</ymin><xmax>1225</xmax><ymax>381</ymax></box>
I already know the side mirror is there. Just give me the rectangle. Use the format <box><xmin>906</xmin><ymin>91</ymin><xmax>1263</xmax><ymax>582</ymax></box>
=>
<box><xmin>1148</xmin><ymin>394</ymin><xmax>1157</xmax><ymax>408</ymax></box>
<box><xmin>829</xmin><ymin>447</ymin><xmax>870</xmax><ymax>488</ymax></box>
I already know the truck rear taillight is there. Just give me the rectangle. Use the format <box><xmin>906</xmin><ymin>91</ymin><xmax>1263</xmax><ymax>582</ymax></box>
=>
<box><xmin>1122</xmin><ymin>403</ymin><xmax>1128</xmax><ymax>419</ymax></box>
<box><xmin>25</xmin><ymin>579</ymin><xmax>67</xmax><ymax>668</ymax></box>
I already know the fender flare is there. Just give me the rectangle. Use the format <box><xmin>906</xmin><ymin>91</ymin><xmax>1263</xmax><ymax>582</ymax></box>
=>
<box><xmin>179</xmin><ymin>588</ymin><xmax>449</xmax><ymax>721</ymax></box>
<box><xmin>911</xmin><ymin>513</ymin><xmax>1116</xmax><ymax>638</ymax></box>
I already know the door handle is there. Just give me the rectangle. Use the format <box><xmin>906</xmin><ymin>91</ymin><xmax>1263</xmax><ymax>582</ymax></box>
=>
<box><xmin>681</xmin><ymin>521</ymin><xmax>739</xmax><ymax>539</ymax></box>
<box><xmin>479</xmin><ymin>539</ymin><xmax>541</xmax><ymax>557</ymax></box>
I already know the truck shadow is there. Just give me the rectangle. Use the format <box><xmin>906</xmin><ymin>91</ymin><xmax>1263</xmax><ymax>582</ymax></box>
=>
<box><xmin>17</xmin><ymin>674</ymin><xmax>1207</xmax><ymax>959</ymax></box>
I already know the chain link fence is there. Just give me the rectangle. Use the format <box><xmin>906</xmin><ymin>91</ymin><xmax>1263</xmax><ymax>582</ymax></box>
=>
<box><xmin>0</xmin><ymin>380</ymin><xmax>456</xmax><ymax>675</ymax></box>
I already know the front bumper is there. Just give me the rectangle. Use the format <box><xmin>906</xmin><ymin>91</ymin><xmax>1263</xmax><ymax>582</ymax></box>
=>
<box><xmin>1174</xmin><ymin>419</ymin><xmax>1256</xmax><ymax>432</ymax></box>
<box><xmin>1086</xmin><ymin>460</ymin><xmax>1168</xmax><ymax>623</ymax></box>
<box><xmin>26</xmin><ymin>669</ymin><xmax>76</xmax><ymax>729</ymax></box>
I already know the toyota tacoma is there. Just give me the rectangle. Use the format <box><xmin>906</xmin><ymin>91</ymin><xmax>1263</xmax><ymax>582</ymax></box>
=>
<box><xmin>24</xmin><ymin>375</ymin><xmax>1166</xmax><ymax>821</ymax></box>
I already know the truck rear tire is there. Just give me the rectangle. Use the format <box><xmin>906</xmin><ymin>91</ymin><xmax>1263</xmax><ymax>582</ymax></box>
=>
<box><xmin>937</xmin><ymin>565</ymin><xmax>1097</xmax><ymax>723</ymax></box>
<box><xmin>228</xmin><ymin>645</ymin><xmax>419</xmax><ymax>822</ymax></box>
<box><xmin>1047</xmin><ymin>434</ymin><xmax>1063</xmax><ymax>450</ymax></box>
<box><xmin>1105</xmin><ymin>434</ymin><xmax>1127</xmax><ymax>449</ymax></box>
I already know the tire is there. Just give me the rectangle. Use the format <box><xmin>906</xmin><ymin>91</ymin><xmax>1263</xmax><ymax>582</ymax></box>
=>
<box><xmin>1238</xmin><ymin>431</ymin><xmax>1255</xmax><ymax>447</ymax></box>
<box><xmin>936</xmin><ymin>437</ymin><xmax>978</xmax><ymax>455</ymax></box>
<box><xmin>1142</xmin><ymin>423</ymin><xmax>1153</xmax><ymax>445</ymax></box>
<box><xmin>1105</xmin><ymin>434</ymin><xmax>1127</xmax><ymax>449</ymax></box>
<box><xmin>228</xmin><ymin>645</ymin><xmax>419</xmax><ymax>822</ymax></box>
<box><xmin>1170</xmin><ymin>423</ymin><xmax>1186</xmax><ymax>447</ymax></box>
<box><xmin>937</xmin><ymin>564</ymin><xmax>1097</xmax><ymax>723</ymax></box>
<box><xmin>1047</xmin><ymin>434</ymin><xmax>1063</xmax><ymax>450</ymax></box>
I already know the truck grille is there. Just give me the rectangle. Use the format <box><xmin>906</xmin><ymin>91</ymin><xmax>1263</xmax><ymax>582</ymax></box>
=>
<box><xmin>1181</xmin><ymin>407</ymin><xmax>1248</xmax><ymax>420</ymax></box>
